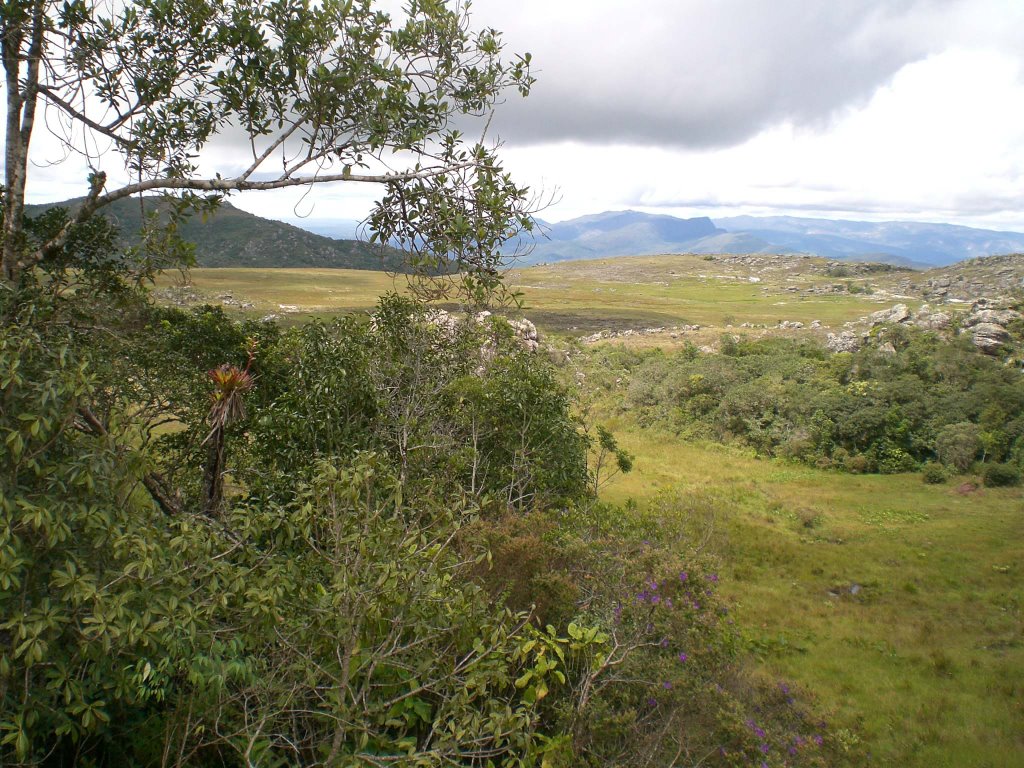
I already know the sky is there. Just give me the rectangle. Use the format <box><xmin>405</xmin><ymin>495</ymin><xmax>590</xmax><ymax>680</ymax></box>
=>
<box><xmin>16</xmin><ymin>0</ymin><xmax>1024</xmax><ymax>230</ymax></box>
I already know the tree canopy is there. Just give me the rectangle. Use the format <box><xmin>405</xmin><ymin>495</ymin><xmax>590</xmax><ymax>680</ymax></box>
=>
<box><xmin>1</xmin><ymin>0</ymin><xmax>534</xmax><ymax>286</ymax></box>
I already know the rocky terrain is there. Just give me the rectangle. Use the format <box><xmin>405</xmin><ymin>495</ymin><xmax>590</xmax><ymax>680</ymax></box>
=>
<box><xmin>573</xmin><ymin>252</ymin><xmax>1024</xmax><ymax>359</ymax></box>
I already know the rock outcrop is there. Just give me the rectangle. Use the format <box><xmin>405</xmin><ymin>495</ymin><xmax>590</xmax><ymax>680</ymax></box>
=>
<box><xmin>868</xmin><ymin>303</ymin><xmax>911</xmax><ymax>325</ymax></box>
<box><xmin>826</xmin><ymin>331</ymin><xmax>862</xmax><ymax>353</ymax></box>
<box><xmin>966</xmin><ymin>322</ymin><xmax>1010</xmax><ymax>355</ymax></box>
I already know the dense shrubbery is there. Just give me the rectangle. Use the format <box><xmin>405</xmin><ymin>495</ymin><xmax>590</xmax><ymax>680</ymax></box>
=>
<box><xmin>603</xmin><ymin>329</ymin><xmax>1024</xmax><ymax>474</ymax></box>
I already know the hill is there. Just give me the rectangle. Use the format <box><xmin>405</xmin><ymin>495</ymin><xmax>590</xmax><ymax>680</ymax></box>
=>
<box><xmin>507</xmin><ymin>209</ymin><xmax>1024</xmax><ymax>267</ymax></box>
<box><xmin>28</xmin><ymin>197</ymin><xmax>403</xmax><ymax>270</ymax></box>
<box><xmin>716</xmin><ymin>214</ymin><xmax>1024</xmax><ymax>267</ymax></box>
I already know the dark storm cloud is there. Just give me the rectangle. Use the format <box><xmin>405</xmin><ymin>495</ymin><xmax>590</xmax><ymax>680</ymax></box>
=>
<box><xmin>475</xmin><ymin>0</ymin><xmax>969</xmax><ymax>148</ymax></box>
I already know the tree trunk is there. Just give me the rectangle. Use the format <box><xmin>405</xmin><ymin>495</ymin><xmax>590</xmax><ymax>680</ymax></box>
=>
<box><xmin>2</xmin><ymin>0</ymin><xmax>45</xmax><ymax>284</ymax></box>
<box><xmin>202</xmin><ymin>426</ymin><xmax>226</xmax><ymax>517</ymax></box>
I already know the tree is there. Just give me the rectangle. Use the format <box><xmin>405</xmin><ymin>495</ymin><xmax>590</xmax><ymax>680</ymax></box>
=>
<box><xmin>1</xmin><ymin>0</ymin><xmax>534</xmax><ymax>287</ymax></box>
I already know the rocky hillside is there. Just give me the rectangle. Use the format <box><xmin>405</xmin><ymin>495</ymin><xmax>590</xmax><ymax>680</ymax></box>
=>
<box><xmin>902</xmin><ymin>253</ymin><xmax>1024</xmax><ymax>302</ymax></box>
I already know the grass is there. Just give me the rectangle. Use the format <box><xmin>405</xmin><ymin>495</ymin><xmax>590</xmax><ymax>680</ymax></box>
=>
<box><xmin>509</xmin><ymin>255</ymin><xmax>888</xmax><ymax>329</ymax></box>
<box><xmin>598</xmin><ymin>427</ymin><xmax>1024</xmax><ymax>767</ymax></box>
<box><xmin>157</xmin><ymin>253</ymin><xmax>897</xmax><ymax>332</ymax></box>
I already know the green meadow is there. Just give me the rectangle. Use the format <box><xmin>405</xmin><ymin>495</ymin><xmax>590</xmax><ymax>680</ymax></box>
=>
<box><xmin>159</xmin><ymin>258</ymin><xmax>1022</xmax><ymax>766</ymax></box>
<box><xmin>598</xmin><ymin>428</ymin><xmax>1023</xmax><ymax>767</ymax></box>
<box><xmin>160</xmin><ymin>253</ymin><xmax>892</xmax><ymax>329</ymax></box>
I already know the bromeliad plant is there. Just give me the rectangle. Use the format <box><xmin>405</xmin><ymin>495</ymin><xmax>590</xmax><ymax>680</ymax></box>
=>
<box><xmin>202</xmin><ymin>340</ymin><xmax>256</xmax><ymax>516</ymax></box>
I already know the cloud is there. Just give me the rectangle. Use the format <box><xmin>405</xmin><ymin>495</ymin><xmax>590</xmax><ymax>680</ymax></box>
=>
<box><xmin>473</xmin><ymin>0</ymin><xmax>1022</xmax><ymax>149</ymax></box>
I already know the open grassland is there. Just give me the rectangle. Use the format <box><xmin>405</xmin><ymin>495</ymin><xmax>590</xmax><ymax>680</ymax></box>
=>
<box><xmin>508</xmin><ymin>255</ymin><xmax>892</xmax><ymax>330</ymax></box>
<box><xmin>156</xmin><ymin>267</ymin><xmax>406</xmax><ymax>316</ymax></box>
<box><xmin>158</xmin><ymin>253</ymin><xmax>900</xmax><ymax>331</ymax></box>
<box><xmin>599</xmin><ymin>427</ymin><xmax>1024</xmax><ymax>767</ymax></box>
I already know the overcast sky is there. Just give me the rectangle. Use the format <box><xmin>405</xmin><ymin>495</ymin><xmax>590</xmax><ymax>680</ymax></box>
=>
<box><xmin>18</xmin><ymin>0</ymin><xmax>1024</xmax><ymax>230</ymax></box>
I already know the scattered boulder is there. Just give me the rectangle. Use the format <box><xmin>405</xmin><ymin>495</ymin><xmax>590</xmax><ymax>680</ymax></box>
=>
<box><xmin>423</xmin><ymin>308</ymin><xmax>460</xmax><ymax>337</ymax></box>
<box><xmin>826</xmin><ymin>331</ymin><xmax>862</xmax><ymax>353</ymax></box>
<box><xmin>916</xmin><ymin>311</ymin><xmax>951</xmax><ymax>330</ymax></box>
<box><xmin>868</xmin><ymin>303</ymin><xmax>911</xmax><ymax>326</ymax></box>
<box><xmin>877</xmin><ymin>341</ymin><xmax>897</xmax><ymax>355</ymax></box>
<box><xmin>421</xmin><ymin>309</ymin><xmax>541</xmax><ymax>356</ymax></box>
<box><xmin>963</xmin><ymin>308</ymin><xmax>1021</xmax><ymax>328</ymax></box>
<box><xmin>777</xmin><ymin>320</ymin><xmax>804</xmax><ymax>330</ymax></box>
<box><xmin>967</xmin><ymin>323</ymin><xmax>1010</xmax><ymax>355</ymax></box>
<box><xmin>507</xmin><ymin>318</ymin><xmax>539</xmax><ymax>352</ymax></box>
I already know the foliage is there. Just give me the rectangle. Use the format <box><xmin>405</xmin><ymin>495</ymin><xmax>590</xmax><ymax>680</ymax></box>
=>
<box><xmin>612</xmin><ymin>331</ymin><xmax>1024</xmax><ymax>474</ymax></box>
<box><xmin>223</xmin><ymin>295</ymin><xmax>590</xmax><ymax>509</ymax></box>
<box><xmin>921</xmin><ymin>463</ymin><xmax>948</xmax><ymax>484</ymax></box>
<box><xmin>465</xmin><ymin>500</ymin><xmax>847</xmax><ymax>768</ymax></box>
<box><xmin>3</xmin><ymin>0</ymin><xmax>534</xmax><ymax>300</ymax></box>
<box><xmin>982</xmin><ymin>462</ymin><xmax>1021</xmax><ymax>488</ymax></box>
<box><xmin>0</xmin><ymin>282</ymin><xmax>597</xmax><ymax>765</ymax></box>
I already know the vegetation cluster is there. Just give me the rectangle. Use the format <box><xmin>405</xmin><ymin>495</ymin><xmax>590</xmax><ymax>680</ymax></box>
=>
<box><xmin>606</xmin><ymin>325</ymin><xmax>1024</xmax><ymax>479</ymax></box>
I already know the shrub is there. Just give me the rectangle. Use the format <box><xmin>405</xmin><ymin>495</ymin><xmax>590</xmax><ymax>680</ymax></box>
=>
<box><xmin>922</xmin><ymin>463</ymin><xmax>948</xmax><ymax>484</ymax></box>
<box><xmin>983</xmin><ymin>462</ymin><xmax>1022</xmax><ymax>487</ymax></box>
<box><xmin>936</xmin><ymin>422</ymin><xmax>983</xmax><ymax>472</ymax></box>
<box><xmin>844</xmin><ymin>454</ymin><xmax>872</xmax><ymax>474</ymax></box>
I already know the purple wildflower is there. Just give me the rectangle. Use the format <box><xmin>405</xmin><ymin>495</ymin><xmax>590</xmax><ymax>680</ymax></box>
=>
<box><xmin>660</xmin><ymin>637</ymin><xmax>670</xmax><ymax>648</ymax></box>
<box><xmin>759</xmin><ymin>742</ymin><xmax>770</xmax><ymax>754</ymax></box>
<box><xmin>651</xmin><ymin>595</ymin><xmax>661</xmax><ymax>605</ymax></box>
<box><xmin>679</xmin><ymin>571</ymin><xmax>688</xmax><ymax>582</ymax></box>
<box><xmin>678</xmin><ymin>652</ymin><xmax>688</xmax><ymax>663</ymax></box>
<box><xmin>662</xmin><ymin>681</ymin><xmax>672</xmax><ymax>689</ymax></box>
<box><xmin>646</xmin><ymin>697</ymin><xmax>657</xmax><ymax>707</ymax></box>
<box><xmin>813</xmin><ymin>735</ymin><xmax>823</xmax><ymax>746</ymax></box>
<box><xmin>710</xmin><ymin>573</ymin><xmax>719</xmax><ymax>583</ymax></box>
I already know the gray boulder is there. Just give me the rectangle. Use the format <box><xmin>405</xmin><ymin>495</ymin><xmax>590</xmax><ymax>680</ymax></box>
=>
<box><xmin>963</xmin><ymin>308</ymin><xmax>1021</xmax><ymax>328</ymax></box>
<box><xmin>918</xmin><ymin>312</ymin><xmax>951</xmax><ymax>330</ymax></box>
<box><xmin>826</xmin><ymin>331</ymin><xmax>862</xmax><ymax>353</ymax></box>
<box><xmin>868</xmin><ymin>303</ymin><xmax>911</xmax><ymax>326</ymax></box>
<box><xmin>969</xmin><ymin>323</ymin><xmax>1010</xmax><ymax>354</ymax></box>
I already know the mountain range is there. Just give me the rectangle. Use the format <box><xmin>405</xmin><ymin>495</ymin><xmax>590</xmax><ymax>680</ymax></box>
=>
<box><xmin>496</xmin><ymin>210</ymin><xmax>1024</xmax><ymax>268</ymax></box>
<box><xmin>30</xmin><ymin>197</ymin><xmax>1024</xmax><ymax>269</ymax></box>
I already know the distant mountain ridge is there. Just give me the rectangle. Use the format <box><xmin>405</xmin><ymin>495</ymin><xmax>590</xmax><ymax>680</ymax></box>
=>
<box><xmin>30</xmin><ymin>198</ymin><xmax>1024</xmax><ymax>270</ymax></box>
<box><xmin>508</xmin><ymin>210</ymin><xmax>1024</xmax><ymax>267</ymax></box>
<box><xmin>29</xmin><ymin>197</ymin><xmax>402</xmax><ymax>271</ymax></box>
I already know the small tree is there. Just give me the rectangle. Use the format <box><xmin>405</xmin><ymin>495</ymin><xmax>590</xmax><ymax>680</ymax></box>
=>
<box><xmin>1</xmin><ymin>0</ymin><xmax>534</xmax><ymax>291</ymax></box>
<box><xmin>935</xmin><ymin>421</ymin><xmax>982</xmax><ymax>473</ymax></box>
